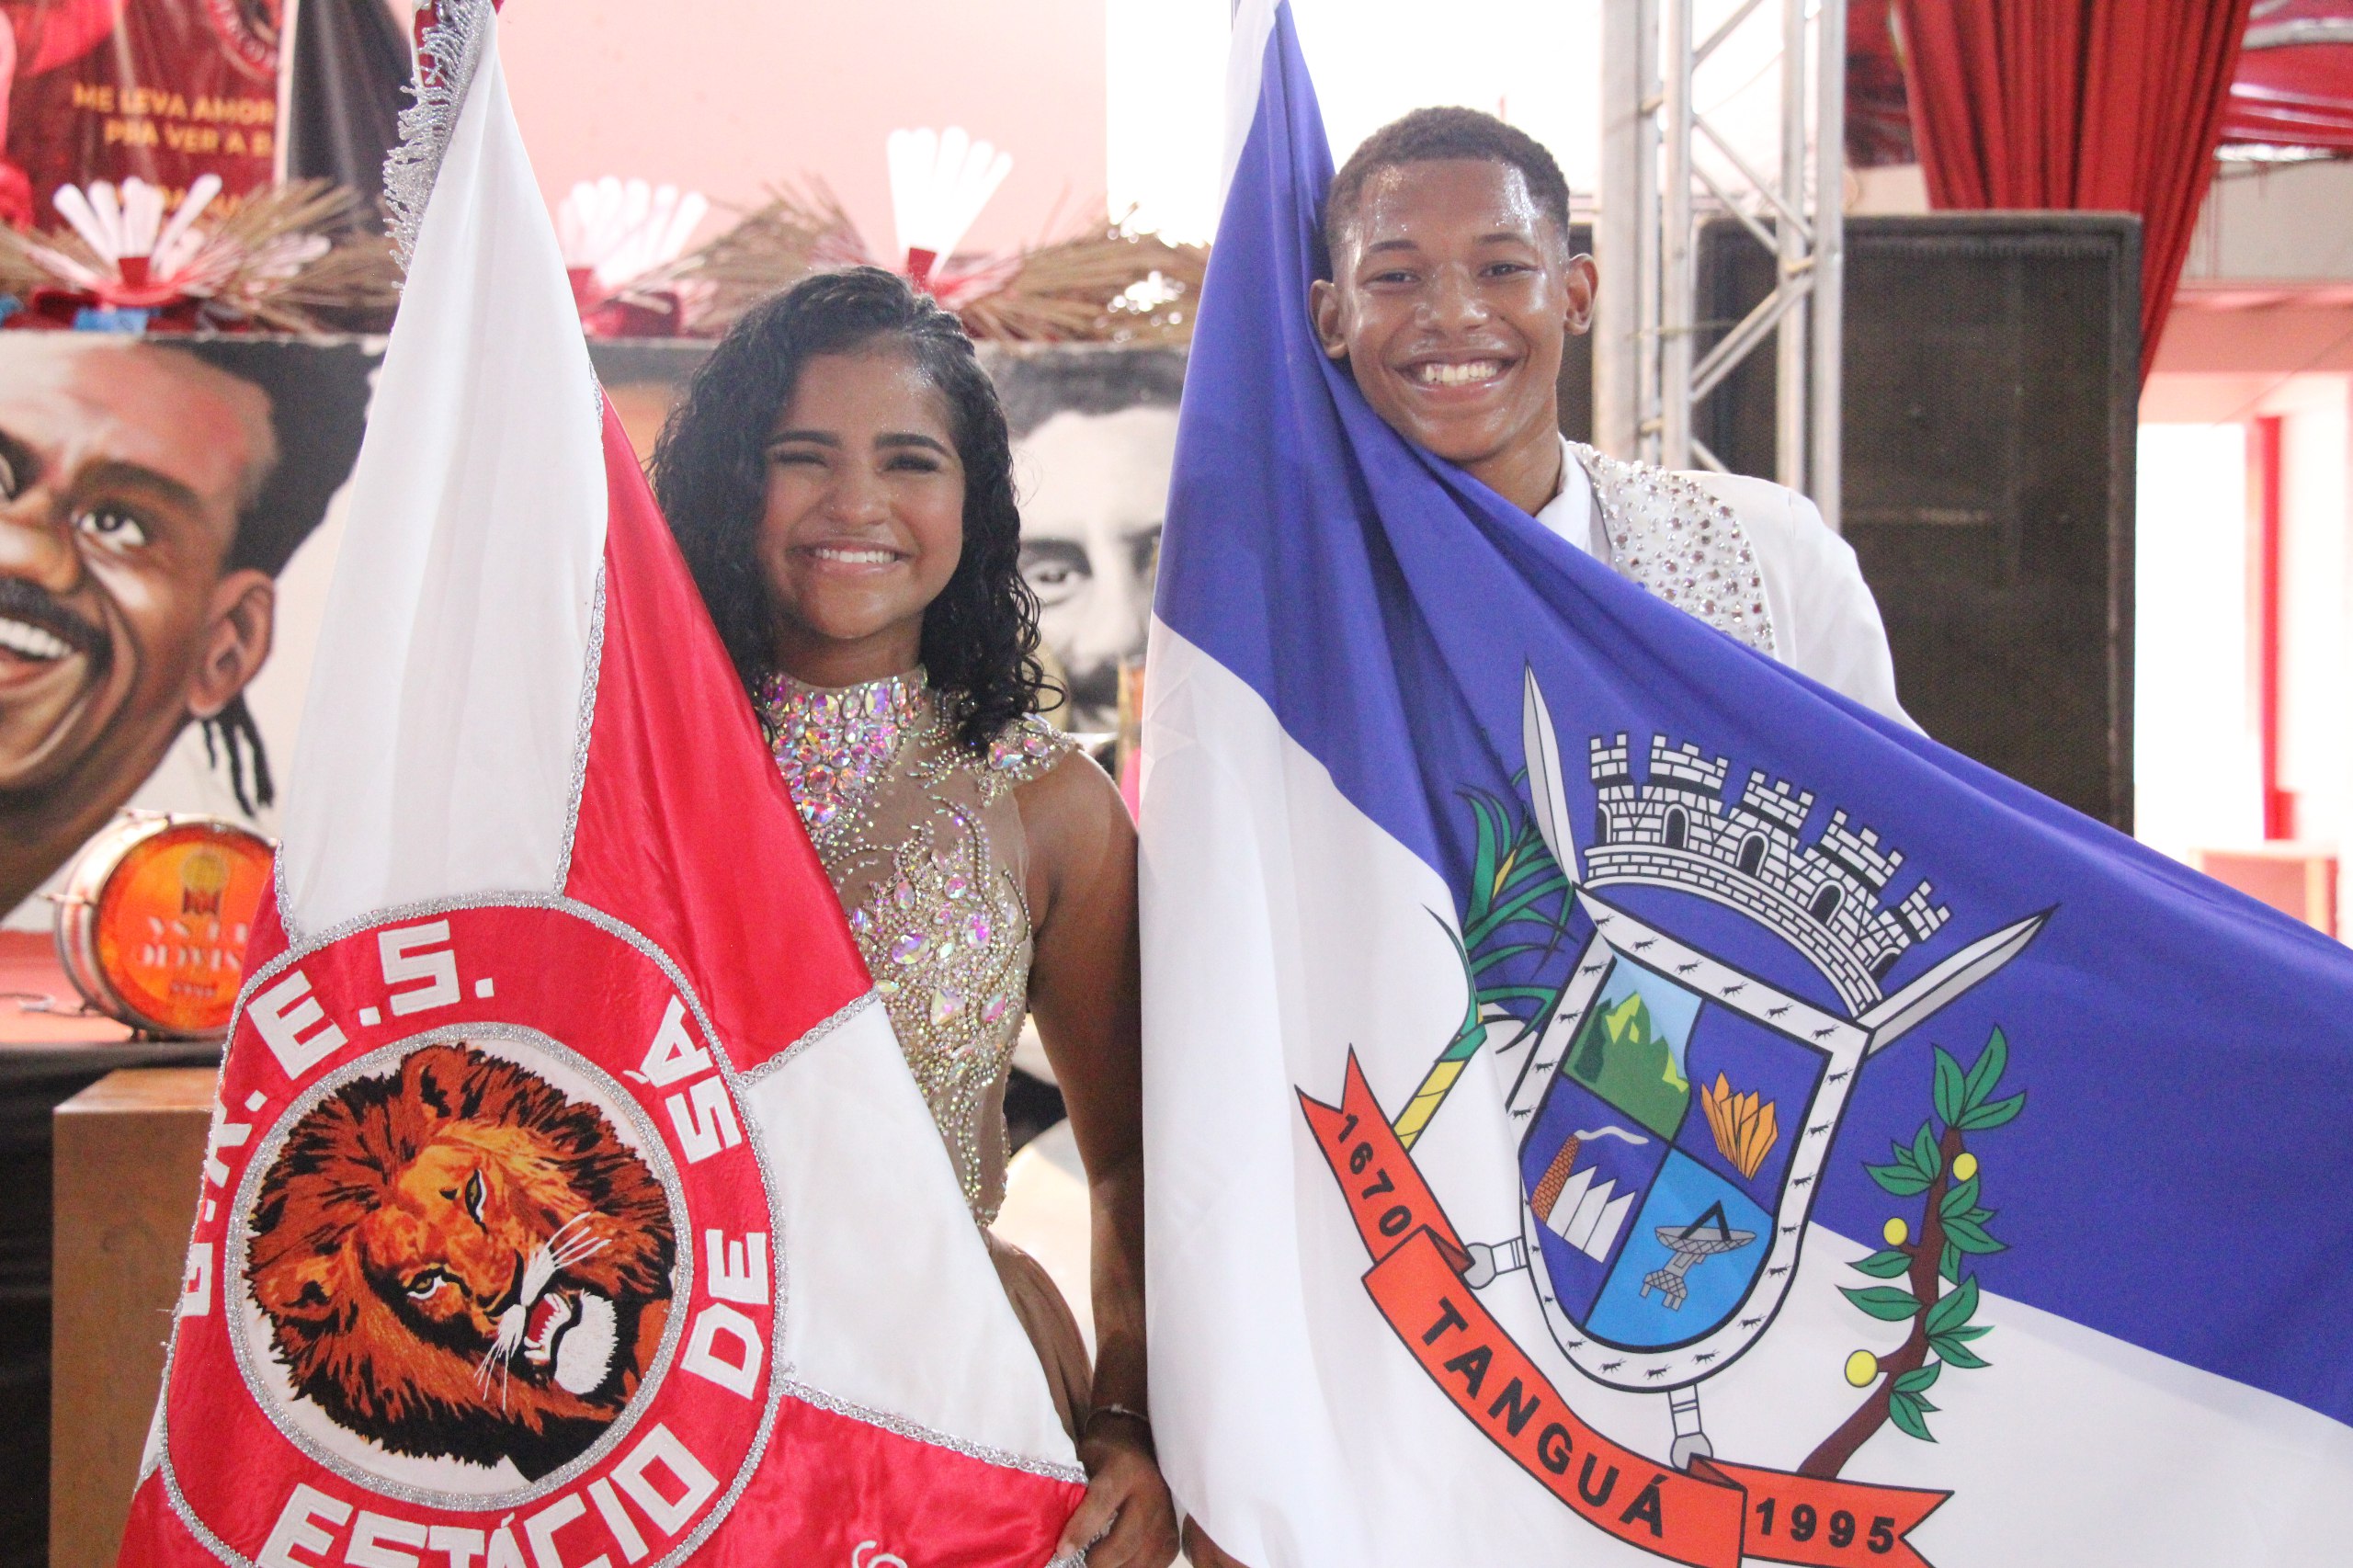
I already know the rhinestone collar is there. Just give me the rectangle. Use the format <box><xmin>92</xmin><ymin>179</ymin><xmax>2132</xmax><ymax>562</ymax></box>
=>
<box><xmin>1570</xmin><ymin>442</ymin><xmax>1778</xmax><ymax>656</ymax></box>
<box><xmin>759</xmin><ymin>667</ymin><xmax>933</xmax><ymax>835</ymax></box>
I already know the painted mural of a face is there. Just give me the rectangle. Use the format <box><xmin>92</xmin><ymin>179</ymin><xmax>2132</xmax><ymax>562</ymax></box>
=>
<box><xmin>998</xmin><ymin>348</ymin><xmax>1187</xmax><ymax>737</ymax></box>
<box><xmin>0</xmin><ymin>339</ymin><xmax>273</xmax><ymax>913</ymax></box>
<box><xmin>0</xmin><ymin>335</ymin><xmax>374</xmax><ymax>915</ymax></box>
<box><xmin>1016</xmin><ymin>406</ymin><xmax>1178</xmax><ymax>733</ymax></box>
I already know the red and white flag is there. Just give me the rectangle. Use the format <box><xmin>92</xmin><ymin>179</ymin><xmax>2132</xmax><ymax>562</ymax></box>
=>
<box><xmin>118</xmin><ymin>6</ymin><xmax>1084</xmax><ymax>1564</ymax></box>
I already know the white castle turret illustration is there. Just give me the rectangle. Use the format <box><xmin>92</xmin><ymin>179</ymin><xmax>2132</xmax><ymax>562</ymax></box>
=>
<box><xmin>1490</xmin><ymin>675</ymin><xmax>2051</xmax><ymax>1426</ymax></box>
<box><xmin>1582</xmin><ymin>733</ymin><xmax>1951</xmax><ymax>1014</ymax></box>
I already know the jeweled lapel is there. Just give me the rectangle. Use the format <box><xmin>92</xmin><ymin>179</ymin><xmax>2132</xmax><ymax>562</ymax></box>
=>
<box><xmin>1571</xmin><ymin>443</ymin><xmax>1777</xmax><ymax>656</ymax></box>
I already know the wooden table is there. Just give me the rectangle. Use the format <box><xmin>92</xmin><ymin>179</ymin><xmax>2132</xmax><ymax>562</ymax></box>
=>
<box><xmin>0</xmin><ymin>932</ymin><xmax>214</xmax><ymax>1568</ymax></box>
<box><xmin>48</xmin><ymin>1069</ymin><xmax>213</xmax><ymax>1568</ymax></box>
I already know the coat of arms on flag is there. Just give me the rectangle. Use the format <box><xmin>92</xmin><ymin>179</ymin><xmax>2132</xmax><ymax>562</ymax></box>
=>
<box><xmin>1141</xmin><ymin>5</ymin><xmax>2353</xmax><ymax>1566</ymax></box>
<box><xmin>117</xmin><ymin>6</ymin><xmax>1083</xmax><ymax>1564</ymax></box>
<box><xmin>188</xmin><ymin>908</ymin><xmax>788</xmax><ymax>1553</ymax></box>
<box><xmin>1296</xmin><ymin>677</ymin><xmax>2047</xmax><ymax>1566</ymax></box>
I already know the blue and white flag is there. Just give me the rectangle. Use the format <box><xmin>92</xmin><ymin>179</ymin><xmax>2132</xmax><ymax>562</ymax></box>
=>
<box><xmin>1139</xmin><ymin>6</ymin><xmax>2353</xmax><ymax>1565</ymax></box>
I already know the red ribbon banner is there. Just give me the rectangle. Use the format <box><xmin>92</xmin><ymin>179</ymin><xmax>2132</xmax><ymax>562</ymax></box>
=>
<box><xmin>1300</xmin><ymin>1051</ymin><xmax>1949</xmax><ymax>1568</ymax></box>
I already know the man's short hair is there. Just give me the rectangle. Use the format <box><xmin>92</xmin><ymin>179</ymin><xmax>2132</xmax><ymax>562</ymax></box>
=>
<box><xmin>153</xmin><ymin>338</ymin><xmax>378</xmax><ymax>815</ymax></box>
<box><xmin>984</xmin><ymin>345</ymin><xmax>1188</xmax><ymax>441</ymax></box>
<box><xmin>1321</xmin><ymin>107</ymin><xmax>1574</xmax><ymax>275</ymax></box>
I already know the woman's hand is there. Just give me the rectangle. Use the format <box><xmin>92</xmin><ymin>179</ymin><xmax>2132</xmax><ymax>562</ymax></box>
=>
<box><xmin>1054</xmin><ymin>1416</ymin><xmax>1179</xmax><ymax>1567</ymax></box>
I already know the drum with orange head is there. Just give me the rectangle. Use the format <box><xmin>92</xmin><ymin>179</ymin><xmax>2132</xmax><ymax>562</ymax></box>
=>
<box><xmin>53</xmin><ymin>812</ymin><xmax>275</xmax><ymax>1039</ymax></box>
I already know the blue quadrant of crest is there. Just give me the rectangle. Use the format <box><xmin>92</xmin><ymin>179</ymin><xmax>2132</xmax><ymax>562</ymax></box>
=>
<box><xmin>1159</xmin><ymin>1</ymin><xmax>2353</xmax><ymax>1426</ymax></box>
<box><xmin>1586</xmin><ymin>1153</ymin><xmax>1773</xmax><ymax>1352</ymax></box>
<box><xmin>1678</xmin><ymin>1001</ymin><xmax>1826</xmax><ymax>1210</ymax></box>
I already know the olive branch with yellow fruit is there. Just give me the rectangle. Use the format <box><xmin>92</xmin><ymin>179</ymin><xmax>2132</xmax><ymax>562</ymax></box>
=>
<box><xmin>1801</xmin><ymin>1028</ymin><xmax>2025</xmax><ymax>1479</ymax></box>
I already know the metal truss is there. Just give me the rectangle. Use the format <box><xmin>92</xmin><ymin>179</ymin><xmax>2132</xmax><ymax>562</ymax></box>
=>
<box><xmin>1594</xmin><ymin>0</ymin><xmax>1849</xmax><ymax>530</ymax></box>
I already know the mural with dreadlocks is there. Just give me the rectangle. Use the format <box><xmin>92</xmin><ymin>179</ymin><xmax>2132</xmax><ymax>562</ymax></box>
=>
<box><xmin>0</xmin><ymin>334</ymin><xmax>377</xmax><ymax>921</ymax></box>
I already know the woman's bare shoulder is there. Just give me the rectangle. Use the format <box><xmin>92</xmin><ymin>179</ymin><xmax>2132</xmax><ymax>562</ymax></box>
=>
<box><xmin>1014</xmin><ymin>743</ymin><xmax>1134</xmax><ymax>865</ymax></box>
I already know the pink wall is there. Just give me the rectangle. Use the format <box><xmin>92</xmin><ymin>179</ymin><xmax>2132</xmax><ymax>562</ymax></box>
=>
<box><xmin>497</xmin><ymin>0</ymin><xmax>1108</xmax><ymax>260</ymax></box>
<box><xmin>2149</xmin><ymin>289</ymin><xmax>2353</xmax><ymax>379</ymax></box>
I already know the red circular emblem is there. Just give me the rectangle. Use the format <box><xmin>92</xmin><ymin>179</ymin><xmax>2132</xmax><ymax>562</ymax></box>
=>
<box><xmin>202</xmin><ymin>0</ymin><xmax>281</xmax><ymax>83</ymax></box>
<box><xmin>160</xmin><ymin>902</ymin><xmax>779</xmax><ymax>1567</ymax></box>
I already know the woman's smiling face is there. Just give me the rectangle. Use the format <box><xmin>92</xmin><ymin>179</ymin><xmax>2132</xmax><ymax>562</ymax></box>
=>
<box><xmin>756</xmin><ymin>347</ymin><xmax>966</xmax><ymax>679</ymax></box>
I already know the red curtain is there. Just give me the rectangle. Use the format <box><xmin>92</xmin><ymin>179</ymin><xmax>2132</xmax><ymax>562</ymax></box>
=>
<box><xmin>1893</xmin><ymin>0</ymin><xmax>2256</xmax><ymax>375</ymax></box>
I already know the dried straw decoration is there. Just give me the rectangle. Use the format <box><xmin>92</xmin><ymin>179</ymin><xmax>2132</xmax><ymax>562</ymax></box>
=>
<box><xmin>654</xmin><ymin>183</ymin><xmax>1207</xmax><ymax>344</ymax></box>
<box><xmin>0</xmin><ymin>180</ymin><xmax>401</xmax><ymax>333</ymax></box>
<box><xmin>955</xmin><ymin>221</ymin><xmax>1204</xmax><ymax>345</ymax></box>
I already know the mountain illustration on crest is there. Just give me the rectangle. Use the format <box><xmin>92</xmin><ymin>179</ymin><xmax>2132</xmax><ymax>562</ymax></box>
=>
<box><xmin>1569</xmin><ymin>991</ymin><xmax>1691</xmax><ymax>1138</ymax></box>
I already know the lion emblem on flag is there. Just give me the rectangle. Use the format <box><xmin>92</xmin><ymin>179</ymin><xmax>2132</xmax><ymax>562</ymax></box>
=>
<box><xmin>244</xmin><ymin>1041</ymin><xmax>677</xmax><ymax>1479</ymax></box>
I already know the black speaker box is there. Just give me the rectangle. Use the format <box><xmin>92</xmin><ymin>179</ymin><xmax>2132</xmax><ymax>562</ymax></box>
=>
<box><xmin>1693</xmin><ymin>213</ymin><xmax>2142</xmax><ymax>830</ymax></box>
<box><xmin>1561</xmin><ymin>214</ymin><xmax>2141</xmax><ymax>831</ymax></box>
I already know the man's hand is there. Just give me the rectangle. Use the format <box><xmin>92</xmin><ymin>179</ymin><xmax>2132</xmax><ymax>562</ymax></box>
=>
<box><xmin>1053</xmin><ymin>1419</ymin><xmax>1178</xmax><ymax>1567</ymax></box>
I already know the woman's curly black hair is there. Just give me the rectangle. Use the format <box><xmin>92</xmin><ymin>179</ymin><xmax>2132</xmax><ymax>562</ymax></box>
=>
<box><xmin>650</xmin><ymin>267</ymin><xmax>1052</xmax><ymax>754</ymax></box>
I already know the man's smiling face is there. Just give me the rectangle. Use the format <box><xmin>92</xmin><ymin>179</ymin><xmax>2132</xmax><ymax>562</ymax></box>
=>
<box><xmin>1312</xmin><ymin>158</ymin><xmax>1593</xmax><ymax>485</ymax></box>
<box><xmin>0</xmin><ymin>338</ymin><xmax>276</xmax><ymax>804</ymax></box>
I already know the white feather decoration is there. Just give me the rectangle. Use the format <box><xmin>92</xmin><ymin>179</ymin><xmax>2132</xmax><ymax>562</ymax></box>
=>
<box><xmin>51</xmin><ymin>184</ymin><xmax>116</xmax><ymax>261</ymax></box>
<box><xmin>885</xmin><ymin>126</ymin><xmax>1012</xmax><ymax>276</ymax></box>
<box><xmin>556</xmin><ymin>176</ymin><xmax>708</xmax><ymax>293</ymax></box>
<box><xmin>49</xmin><ymin>176</ymin><xmax>223</xmax><ymax>278</ymax></box>
<box><xmin>151</xmin><ymin>174</ymin><xmax>223</xmax><ymax>275</ymax></box>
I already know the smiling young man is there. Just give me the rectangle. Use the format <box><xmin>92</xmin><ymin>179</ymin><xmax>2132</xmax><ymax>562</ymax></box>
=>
<box><xmin>1177</xmin><ymin>105</ymin><xmax>1914</xmax><ymax>1568</ymax></box>
<box><xmin>0</xmin><ymin>335</ymin><xmax>371</xmax><ymax>915</ymax></box>
<box><xmin>1309</xmin><ymin>108</ymin><xmax>1907</xmax><ymax>722</ymax></box>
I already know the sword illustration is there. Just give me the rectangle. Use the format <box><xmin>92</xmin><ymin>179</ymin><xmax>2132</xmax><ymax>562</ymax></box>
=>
<box><xmin>1855</xmin><ymin>913</ymin><xmax>2047</xmax><ymax>1056</ymax></box>
<box><xmin>1444</xmin><ymin>673</ymin><xmax>2048</xmax><ymax>1463</ymax></box>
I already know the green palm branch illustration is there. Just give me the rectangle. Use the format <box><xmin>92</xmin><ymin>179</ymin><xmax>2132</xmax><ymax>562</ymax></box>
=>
<box><xmin>1395</xmin><ymin>782</ymin><xmax>1578</xmax><ymax>1149</ymax></box>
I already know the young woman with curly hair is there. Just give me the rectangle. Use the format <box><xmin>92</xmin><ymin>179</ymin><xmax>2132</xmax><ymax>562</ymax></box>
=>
<box><xmin>653</xmin><ymin>267</ymin><xmax>1176</xmax><ymax>1568</ymax></box>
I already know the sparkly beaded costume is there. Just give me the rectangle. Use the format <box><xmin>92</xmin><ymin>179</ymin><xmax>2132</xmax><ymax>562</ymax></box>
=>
<box><xmin>1571</xmin><ymin>441</ymin><xmax>1778</xmax><ymax>655</ymax></box>
<box><xmin>763</xmin><ymin>669</ymin><xmax>1076</xmax><ymax>1225</ymax></box>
